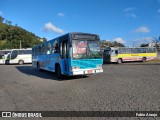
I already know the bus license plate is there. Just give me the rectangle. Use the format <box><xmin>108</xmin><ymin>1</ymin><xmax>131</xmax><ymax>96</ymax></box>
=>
<box><xmin>87</xmin><ymin>70</ymin><xmax>93</xmax><ymax>74</ymax></box>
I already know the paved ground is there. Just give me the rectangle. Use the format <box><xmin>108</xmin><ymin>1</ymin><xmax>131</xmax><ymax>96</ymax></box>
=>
<box><xmin>0</xmin><ymin>63</ymin><xmax>160</xmax><ymax>120</ymax></box>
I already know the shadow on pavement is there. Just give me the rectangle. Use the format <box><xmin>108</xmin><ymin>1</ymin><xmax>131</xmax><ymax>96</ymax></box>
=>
<box><xmin>15</xmin><ymin>66</ymin><xmax>88</xmax><ymax>81</ymax></box>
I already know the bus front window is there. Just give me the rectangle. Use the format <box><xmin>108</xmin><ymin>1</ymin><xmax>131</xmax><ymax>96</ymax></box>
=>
<box><xmin>111</xmin><ymin>50</ymin><xmax>118</xmax><ymax>56</ymax></box>
<box><xmin>88</xmin><ymin>41</ymin><xmax>101</xmax><ymax>58</ymax></box>
<box><xmin>72</xmin><ymin>40</ymin><xmax>101</xmax><ymax>59</ymax></box>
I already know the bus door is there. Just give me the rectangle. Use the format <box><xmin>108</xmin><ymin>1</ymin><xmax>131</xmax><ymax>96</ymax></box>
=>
<box><xmin>60</xmin><ymin>36</ymin><xmax>69</xmax><ymax>74</ymax></box>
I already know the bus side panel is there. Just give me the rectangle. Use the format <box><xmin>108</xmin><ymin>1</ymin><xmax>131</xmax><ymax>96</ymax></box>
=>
<box><xmin>116</xmin><ymin>53</ymin><xmax>157</xmax><ymax>62</ymax></box>
<box><xmin>58</xmin><ymin>58</ymin><xmax>71</xmax><ymax>75</ymax></box>
<box><xmin>10</xmin><ymin>58</ymin><xmax>18</xmax><ymax>64</ymax></box>
<box><xmin>47</xmin><ymin>54</ymin><xmax>61</xmax><ymax>72</ymax></box>
<box><xmin>39</xmin><ymin>54</ymin><xmax>61</xmax><ymax>72</ymax></box>
<box><xmin>18</xmin><ymin>54</ymin><xmax>32</xmax><ymax>63</ymax></box>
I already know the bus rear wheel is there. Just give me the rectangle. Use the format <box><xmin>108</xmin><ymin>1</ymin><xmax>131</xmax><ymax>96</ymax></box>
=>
<box><xmin>117</xmin><ymin>58</ymin><xmax>122</xmax><ymax>64</ymax></box>
<box><xmin>18</xmin><ymin>60</ymin><xmax>24</xmax><ymax>65</ymax></box>
<box><xmin>37</xmin><ymin>62</ymin><xmax>42</xmax><ymax>71</ymax></box>
<box><xmin>57</xmin><ymin>65</ymin><xmax>63</xmax><ymax>80</ymax></box>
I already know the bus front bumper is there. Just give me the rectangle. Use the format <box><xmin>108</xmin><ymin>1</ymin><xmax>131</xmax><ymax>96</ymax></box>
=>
<box><xmin>72</xmin><ymin>69</ymin><xmax>103</xmax><ymax>75</ymax></box>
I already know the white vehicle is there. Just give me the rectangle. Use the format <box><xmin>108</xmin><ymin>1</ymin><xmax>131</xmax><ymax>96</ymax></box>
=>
<box><xmin>0</xmin><ymin>50</ymin><xmax>11</xmax><ymax>64</ymax></box>
<box><xmin>6</xmin><ymin>48</ymin><xmax>32</xmax><ymax>65</ymax></box>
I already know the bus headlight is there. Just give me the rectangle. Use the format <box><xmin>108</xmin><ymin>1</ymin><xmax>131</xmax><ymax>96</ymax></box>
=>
<box><xmin>96</xmin><ymin>65</ymin><xmax>102</xmax><ymax>69</ymax></box>
<box><xmin>71</xmin><ymin>66</ymin><xmax>80</xmax><ymax>71</ymax></box>
<box><xmin>73</xmin><ymin>66</ymin><xmax>80</xmax><ymax>69</ymax></box>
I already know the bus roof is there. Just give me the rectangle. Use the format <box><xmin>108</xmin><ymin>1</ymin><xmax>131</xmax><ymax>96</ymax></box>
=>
<box><xmin>32</xmin><ymin>32</ymin><xmax>100</xmax><ymax>48</ymax></box>
<box><xmin>10</xmin><ymin>48</ymin><xmax>32</xmax><ymax>51</ymax></box>
<box><xmin>107</xmin><ymin>47</ymin><xmax>156</xmax><ymax>49</ymax></box>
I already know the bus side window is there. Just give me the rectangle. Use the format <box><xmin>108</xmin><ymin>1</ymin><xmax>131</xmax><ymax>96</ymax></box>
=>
<box><xmin>38</xmin><ymin>46</ymin><xmax>41</xmax><ymax>55</ymax></box>
<box><xmin>27</xmin><ymin>50</ymin><xmax>32</xmax><ymax>54</ymax></box>
<box><xmin>47</xmin><ymin>43</ymin><xmax>51</xmax><ymax>54</ymax></box>
<box><xmin>42</xmin><ymin>44</ymin><xmax>45</xmax><ymax>54</ymax></box>
<box><xmin>19</xmin><ymin>50</ymin><xmax>26</xmax><ymax>54</ymax></box>
<box><xmin>11</xmin><ymin>51</ymin><xmax>18</xmax><ymax>59</ymax></box>
<box><xmin>52</xmin><ymin>40</ymin><xmax>58</xmax><ymax>53</ymax></box>
<box><xmin>55</xmin><ymin>43</ymin><xmax>58</xmax><ymax>53</ymax></box>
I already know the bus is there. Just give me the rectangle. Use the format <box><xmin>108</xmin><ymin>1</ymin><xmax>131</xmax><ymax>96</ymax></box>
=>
<box><xmin>0</xmin><ymin>50</ymin><xmax>11</xmax><ymax>64</ymax></box>
<box><xmin>32</xmin><ymin>32</ymin><xmax>103</xmax><ymax>79</ymax></box>
<box><xmin>103</xmin><ymin>47</ymin><xmax>157</xmax><ymax>64</ymax></box>
<box><xmin>6</xmin><ymin>48</ymin><xmax>32</xmax><ymax>65</ymax></box>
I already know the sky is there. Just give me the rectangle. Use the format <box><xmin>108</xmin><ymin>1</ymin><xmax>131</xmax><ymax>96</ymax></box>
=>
<box><xmin>0</xmin><ymin>0</ymin><xmax>160</xmax><ymax>47</ymax></box>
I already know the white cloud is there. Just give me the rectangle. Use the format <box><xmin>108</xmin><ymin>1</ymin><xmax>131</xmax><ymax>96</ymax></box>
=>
<box><xmin>126</xmin><ymin>13</ymin><xmax>137</xmax><ymax>18</ymax></box>
<box><xmin>0</xmin><ymin>11</ymin><xmax>3</xmax><ymax>16</ymax></box>
<box><xmin>124</xmin><ymin>7</ymin><xmax>137</xmax><ymax>18</ymax></box>
<box><xmin>137</xmin><ymin>37</ymin><xmax>153</xmax><ymax>42</ymax></box>
<box><xmin>113</xmin><ymin>37</ymin><xmax>126</xmax><ymax>44</ymax></box>
<box><xmin>133</xmin><ymin>37</ymin><xmax>153</xmax><ymax>46</ymax></box>
<box><xmin>134</xmin><ymin>26</ymin><xmax>150</xmax><ymax>33</ymax></box>
<box><xmin>124</xmin><ymin>7</ymin><xmax>136</xmax><ymax>12</ymax></box>
<box><xmin>58</xmin><ymin>12</ymin><xmax>65</xmax><ymax>17</ymax></box>
<box><xmin>43</xmin><ymin>22</ymin><xmax>64</xmax><ymax>34</ymax></box>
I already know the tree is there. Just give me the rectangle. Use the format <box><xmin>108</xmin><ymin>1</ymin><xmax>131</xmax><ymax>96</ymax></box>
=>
<box><xmin>113</xmin><ymin>41</ymin><xmax>125</xmax><ymax>47</ymax></box>
<box><xmin>0</xmin><ymin>16</ymin><xmax>4</xmax><ymax>23</ymax></box>
<box><xmin>140</xmin><ymin>43</ymin><xmax>148</xmax><ymax>47</ymax></box>
<box><xmin>0</xmin><ymin>16</ymin><xmax>44</xmax><ymax>50</ymax></box>
<box><xmin>5</xmin><ymin>20</ymin><xmax>12</xmax><ymax>25</ymax></box>
<box><xmin>101</xmin><ymin>40</ymin><xmax>125</xmax><ymax>48</ymax></box>
<box><xmin>153</xmin><ymin>37</ymin><xmax>160</xmax><ymax>50</ymax></box>
<box><xmin>8</xmin><ymin>20</ymin><xmax>12</xmax><ymax>25</ymax></box>
<box><xmin>42</xmin><ymin>37</ymin><xmax>47</xmax><ymax>42</ymax></box>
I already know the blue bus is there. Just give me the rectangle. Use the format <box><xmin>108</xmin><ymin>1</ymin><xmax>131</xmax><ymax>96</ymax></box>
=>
<box><xmin>32</xmin><ymin>32</ymin><xmax>103</xmax><ymax>79</ymax></box>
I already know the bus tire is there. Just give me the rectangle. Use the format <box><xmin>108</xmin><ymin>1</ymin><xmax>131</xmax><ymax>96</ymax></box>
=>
<box><xmin>37</xmin><ymin>62</ymin><xmax>42</xmax><ymax>71</ymax></box>
<box><xmin>142</xmin><ymin>57</ymin><xmax>146</xmax><ymax>62</ymax></box>
<box><xmin>18</xmin><ymin>60</ymin><xmax>24</xmax><ymax>65</ymax></box>
<box><xmin>5</xmin><ymin>60</ymin><xmax>9</xmax><ymax>65</ymax></box>
<box><xmin>117</xmin><ymin>58</ymin><xmax>122</xmax><ymax>64</ymax></box>
<box><xmin>57</xmin><ymin>65</ymin><xmax>63</xmax><ymax>80</ymax></box>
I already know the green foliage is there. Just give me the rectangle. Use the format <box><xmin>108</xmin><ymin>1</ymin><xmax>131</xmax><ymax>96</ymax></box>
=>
<box><xmin>153</xmin><ymin>37</ymin><xmax>160</xmax><ymax>50</ymax></box>
<box><xmin>140</xmin><ymin>43</ymin><xmax>148</xmax><ymax>47</ymax></box>
<box><xmin>101</xmin><ymin>40</ymin><xmax>125</xmax><ymax>48</ymax></box>
<box><xmin>0</xmin><ymin>16</ymin><xmax>4</xmax><ymax>23</ymax></box>
<box><xmin>0</xmin><ymin>16</ymin><xmax>44</xmax><ymax>50</ymax></box>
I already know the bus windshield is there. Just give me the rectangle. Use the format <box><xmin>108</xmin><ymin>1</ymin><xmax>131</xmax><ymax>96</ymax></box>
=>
<box><xmin>72</xmin><ymin>40</ymin><xmax>102</xmax><ymax>59</ymax></box>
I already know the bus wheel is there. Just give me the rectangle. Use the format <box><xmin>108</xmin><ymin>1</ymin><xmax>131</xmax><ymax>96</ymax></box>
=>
<box><xmin>57</xmin><ymin>65</ymin><xmax>63</xmax><ymax>80</ymax></box>
<box><xmin>18</xmin><ymin>60</ymin><xmax>24</xmax><ymax>65</ymax></box>
<box><xmin>37</xmin><ymin>62</ymin><xmax>41</xmax><ymax>71</ymax></box>
<box><xmin>142</xmin><ymin>57</ymin><xmax>146</xmax><ymax>62</ymax></box>
<box><xmin>117</xmin><ymin>58</ymin><xmax>122</xmax><ymax>64</ymax></box>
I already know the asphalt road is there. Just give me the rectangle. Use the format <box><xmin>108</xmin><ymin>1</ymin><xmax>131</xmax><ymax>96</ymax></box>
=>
<box><xmin>0</xmin><ymin>63</ymin><xmax>160</xmax><ymax>120</ymax></box>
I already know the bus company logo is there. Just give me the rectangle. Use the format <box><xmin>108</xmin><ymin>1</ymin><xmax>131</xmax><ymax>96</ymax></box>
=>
<box><xmin>2</xmin><ymin>112</ymin><xmax>11</xmax><ymax>117</ymax></box>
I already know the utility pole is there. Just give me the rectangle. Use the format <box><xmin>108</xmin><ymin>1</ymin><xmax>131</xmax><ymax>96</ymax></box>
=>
<box><xmin>20</xmin><ymin>40</ymin><xmax>21</xmax><ymax>49</ymax></box>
